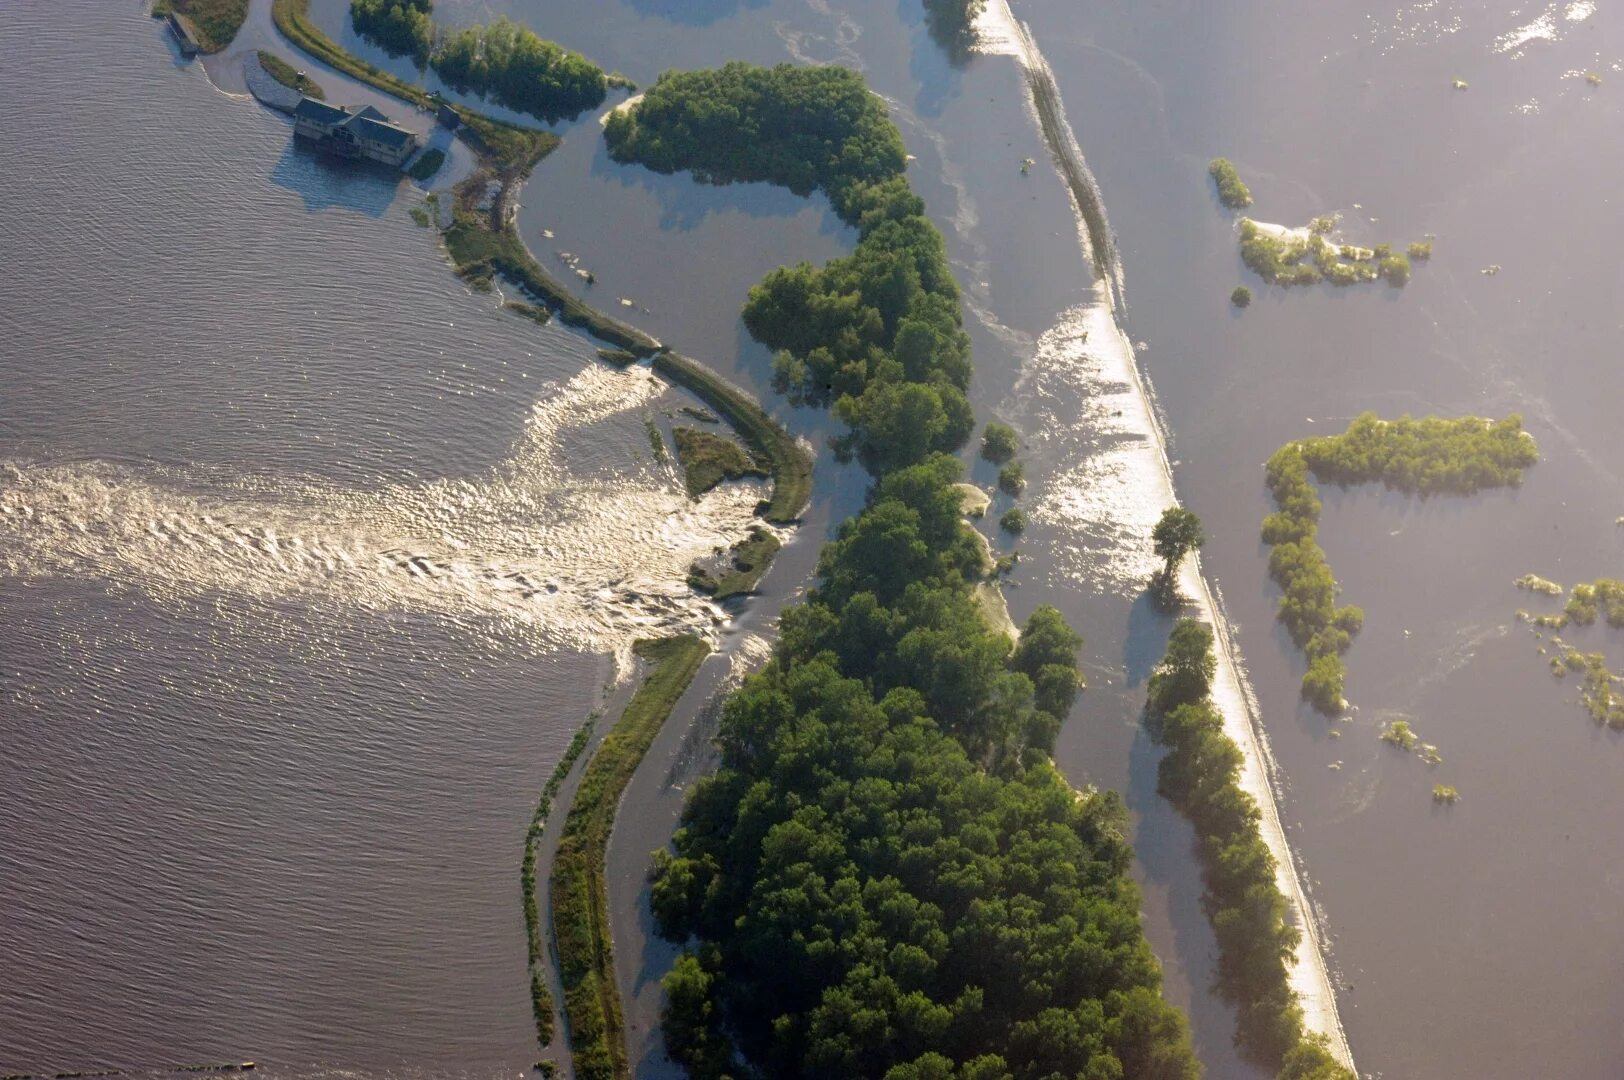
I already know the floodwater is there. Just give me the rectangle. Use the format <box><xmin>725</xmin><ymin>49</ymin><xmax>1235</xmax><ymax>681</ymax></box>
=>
<box><xmin>0</xmin><ymin>3</ymin><xmax>826</xmax><ymax>1074</ymax></box>
<box><xmin>8</xmin><ymin>0</ymin><xmax>1623</xmax><ymax>1078</ymax></box>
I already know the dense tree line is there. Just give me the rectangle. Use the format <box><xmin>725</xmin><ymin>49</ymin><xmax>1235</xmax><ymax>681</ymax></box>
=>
<box><xmin>616</xmin><ymin>61</ymin><xmax>1204</xmax><ymax>1079</ymax></box>
<box><xmin>350</xmin><ymin>1</ymin><xmax>607</xmax><ymax>122</ymax></box>
<box><xmin>605</xmin><ymin>63</ymin><xmax>974</xmax><ymax>473</ymax></box>
<box><xmin>433</xmin><ymin>18</ymin><xmax>607</xmax><ymax>123</ymax></box>
<box><xmin>652</xmin><ymin>458</ymin><xmax>1202</xmax><ymax>1080</ymax></box>
<box><xmin>350</xmin><ymin>0</ymin><xmax>432</xmax><ymax>65</ymax></box>
<box><xmin>1263</xmin><ymin>413</ymin><xmax>1538</xmax><ymax>712</ymax></box>
<box><xmin>1145</xmin><ymin>621</ymin><xmax>1356</xmax><ymax>1080</ymax></box>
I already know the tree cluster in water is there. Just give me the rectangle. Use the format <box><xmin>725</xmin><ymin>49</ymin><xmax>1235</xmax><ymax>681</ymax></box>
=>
<box><xmin>1517</xmin><ymin>576</ymin><xmax>1624</xmax><ymax>728</ymax></box>
<box><xmin>653</xmin><ymin>456</ymin><xmax>1203</xmax><ymax>1080</ymax></box>
<box><xmin>1207</xmin><ymin>158</ymin><xmax>1253</xmax><ymax>209</ymax></box>
<box><xmin>1145</xmin><ymin>621</ymin><xmax>1357</xmax><ymax>1078</ymax></box>
<box><xmin>606</xmin><ymin>63</ymin><xmax>976</xmax><ymax>477</ymax></box>
<box><xmin>614</xmin><ymin>58</ymin><xmax>1215</xmax><ymax>1080</ymax></box>
<box><xmin>1264</xmin><ymin>414</ymin><xmax>1537</xmax><ymax>713</ymax></box>
<box><xmin>351</xmin><ymin>0</ymin><xmax>607</xmax><ymax>122</ymax></box>
<box><xmin>1238</xmin><ymin>220</ymin><xmax>1413</xmax><ymax>289</ymax></box>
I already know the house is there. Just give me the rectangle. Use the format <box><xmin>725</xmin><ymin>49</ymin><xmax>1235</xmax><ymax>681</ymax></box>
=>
<box><xmin>292</xmin><ymin>97</ymin><xmax>420</xmax><ymax>168</ymax></box>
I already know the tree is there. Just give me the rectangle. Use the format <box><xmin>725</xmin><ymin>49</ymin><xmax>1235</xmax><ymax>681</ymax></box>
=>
<box><xmin>996</xmin><ymin>460</ymin><xmax>1025</xmax><ymax>495</ymax></box>
<box><xmin>1231</xmin><ymin>285</ymin><xmax>1252</xmax><ymax>308</ymax></box>
<box><xmin>1150</xmin><ymin>507</ymin><xmax>1205</xmax><ymax>607</ymax></box>
<box><xmin>980</xmin><ymin>422</ymin><xmax>1018</xmax><ymax>464</ymax></box>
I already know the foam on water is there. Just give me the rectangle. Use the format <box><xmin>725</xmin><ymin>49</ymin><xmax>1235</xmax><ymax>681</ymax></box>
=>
<box><xmin>0</xmin><ymin>364</ymin><xmax>772</xmax><ymax>670</ymax></box>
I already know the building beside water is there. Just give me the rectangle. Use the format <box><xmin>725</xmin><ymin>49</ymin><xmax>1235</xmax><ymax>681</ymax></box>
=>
<box><xmin>292</xmin><ymin>98</ymin><xmax>419</xmax><ymax>168</ymax></box>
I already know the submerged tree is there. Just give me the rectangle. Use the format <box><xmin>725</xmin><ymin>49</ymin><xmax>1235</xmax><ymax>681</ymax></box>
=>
<box><xmin>1151</xmin><ymin>507</ymin><xmax>1206</xmax><ymax>608</ymax></box>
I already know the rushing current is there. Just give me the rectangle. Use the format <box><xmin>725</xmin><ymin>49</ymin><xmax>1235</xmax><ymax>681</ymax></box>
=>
<box><xmin>7</xmin><ymin>0</ymin><xmax>1624</xmax><ymax>1078</ymax></box>
<box><xmin>0</xmin><ymin>3</ymin><xmax>788</xmax><ymax>1074</ymax></box>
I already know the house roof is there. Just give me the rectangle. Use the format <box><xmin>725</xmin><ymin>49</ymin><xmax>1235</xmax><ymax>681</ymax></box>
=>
<box><xmin>349</xmin><ymin>116</ymin><xmax>415</xmax><ymax>147</ymax></box>
<box><xmin>293</xmin><ymin>97</ymin><xmax>350</xmax><ymax>126</ymax></box>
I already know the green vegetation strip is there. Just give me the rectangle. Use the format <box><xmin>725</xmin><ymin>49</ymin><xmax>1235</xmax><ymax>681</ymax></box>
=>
<box><xmin>522</xmin><ymin>716</ymin><xmax>599</xmax><ymax>1048</ymax></box>
<box><xmin>1145</xmin><ymin>621</ymin><xmax>1357</xmax><ymax>1077</ymax></box>
<box><xmin>271</xmin><ymin>0</ymin><xmax>433</xmax><ymax>108</ymax></box>
<box><xmin>257</xmin><ymin>50</ymin><xmax>325</xmax><ymax>99</ymax></box>
<box><xmin>550</xmin><ymin>637</ymin><xmax>711</xmax><ymax>1080</ymax></box>
<box><xmin>1026</xmin><ymin>50</ymin><xmax>1117</xmax><ymax>280</ymax></box>
<box><xmin>1264</xmin><ymin>413</ymin><xmax>1538</xmax><ymax>713</ymax></box>
<box><xmin>442</xmin><ymin>204</ymin><xmax>662</xmax><ymax>356</ymax></box>
<box><xmin>651</xmin><ymin>354</ymin><xmax>811</xmax><ymax>523</ymax></box>
<box><xmin>155</xmin><ymin>0</ymin><xmax>248</xmax><ymax>53</ymax></box>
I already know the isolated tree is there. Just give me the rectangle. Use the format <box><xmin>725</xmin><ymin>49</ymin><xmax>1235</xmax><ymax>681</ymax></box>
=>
<box><xmin>1153</xmin><ymin>507</ymin><xmax>1205</xmax><ymax>579</ymax></box>
<box><xmin>1150</xmin><ymin>507</ymin><xmax>1205</xmax><ymax>608</ymax></box>
<box><xmin>980</xmin><ymin>421</ymin><xmax>1019</xmax><ymax>464</ymax></box>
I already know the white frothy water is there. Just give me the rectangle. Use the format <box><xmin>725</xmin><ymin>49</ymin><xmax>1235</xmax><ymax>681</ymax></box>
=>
<box><xmin>1493</xmin><ymin>0</ymin><xmax>1597</xmax><ymax>55</ymax></box>
<box><xmin>976</xmin><ymin>0</ymin><xmax>1354</xmax><ymax>1065</ymax></box>
<box><xmin>0</xmin><ymin>364</ymin><xmax>773</xmax><ymax>670</ymax></box>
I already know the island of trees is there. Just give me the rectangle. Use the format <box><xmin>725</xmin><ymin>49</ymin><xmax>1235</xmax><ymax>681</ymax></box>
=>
<box><xmin>350</xmin><ymin>0</ymin><xmax>608</xmax><ymax>122</ymax></box>
<box><xmin>1208</xmin><ymin>158</ymin><xmax>1253</xmax><ymax>209</ymax></box>
<box><xmin>611</xmin><ymin>60</ymin><xmax>1208</xmax><ymax>1080</ymax></box>
<box><xmin>1238</xmin><ymin>219</ymin><xmax>1415</xmax><ymax>289</ymax></box>
<box><xmin>1145</xmin><ymin>620</ymin><xmax>1355</xmax><ymax>1078</ymax></box>
<box><xmin>1264</xmin><ymin>414</ymin><xmax>1538</xmax><ymax>713</ymax></box>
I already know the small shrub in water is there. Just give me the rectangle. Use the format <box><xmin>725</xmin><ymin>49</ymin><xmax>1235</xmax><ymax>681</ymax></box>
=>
<box><xmin>1380</xmin><ymin>719</ymin><xmax>1419</xmax><ymax>751</ymax></box>
<box><xmin>980</xmin><ymin>421</ymin><xmax>1019</xmax><ymax>464</ymax></box>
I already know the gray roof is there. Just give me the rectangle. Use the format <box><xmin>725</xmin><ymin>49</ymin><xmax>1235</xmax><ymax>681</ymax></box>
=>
<box><xmin>292</xmin><ymin>96</ymin><xmax>416</xmax><ymax>148</ymax></box>
<box><xmin>350</xmin><ymin>116</ymin><xmax>414</xmax><ymax>148</ymax></box>
<box><xmin>293</xmin><ymin>97</ymin><xmax>350</xmax><ymax>125</ymax></box>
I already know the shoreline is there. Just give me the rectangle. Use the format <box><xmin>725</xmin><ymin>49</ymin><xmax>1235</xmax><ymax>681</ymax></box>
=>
<box><xmin>978</xmin><ymin>0</ymin><xmax>1354</xmax><ymax>1066</ymax></box>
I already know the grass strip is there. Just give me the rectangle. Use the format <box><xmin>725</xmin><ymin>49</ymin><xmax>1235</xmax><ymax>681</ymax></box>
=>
<box><xmin>256</xmin><ymin>49</ymin><xmax>325</xmax><ymax>99</ymax></box>
<box><xmin>652</xmin><ymin>353</ymin><xmax>811</xmax><ymax>523</ymax></box>
<box><xmin>550</xmin><ymin>637</ymin><xmax>711</xmax><ymax>1080</ymax></box>
<box><xmin>521</xmin><ymin>715</ymin><xmax>600</xmax><ymax>1048</ymax></box>
<box><xmin>443</xmin><ymin>209</ymin><xmax>663</xmax><ymax>357</ymax></box>
<box><xmin>271</xmin><ymin>0</ymin><xmax>432</xmax><ymax>108</ymax></box>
